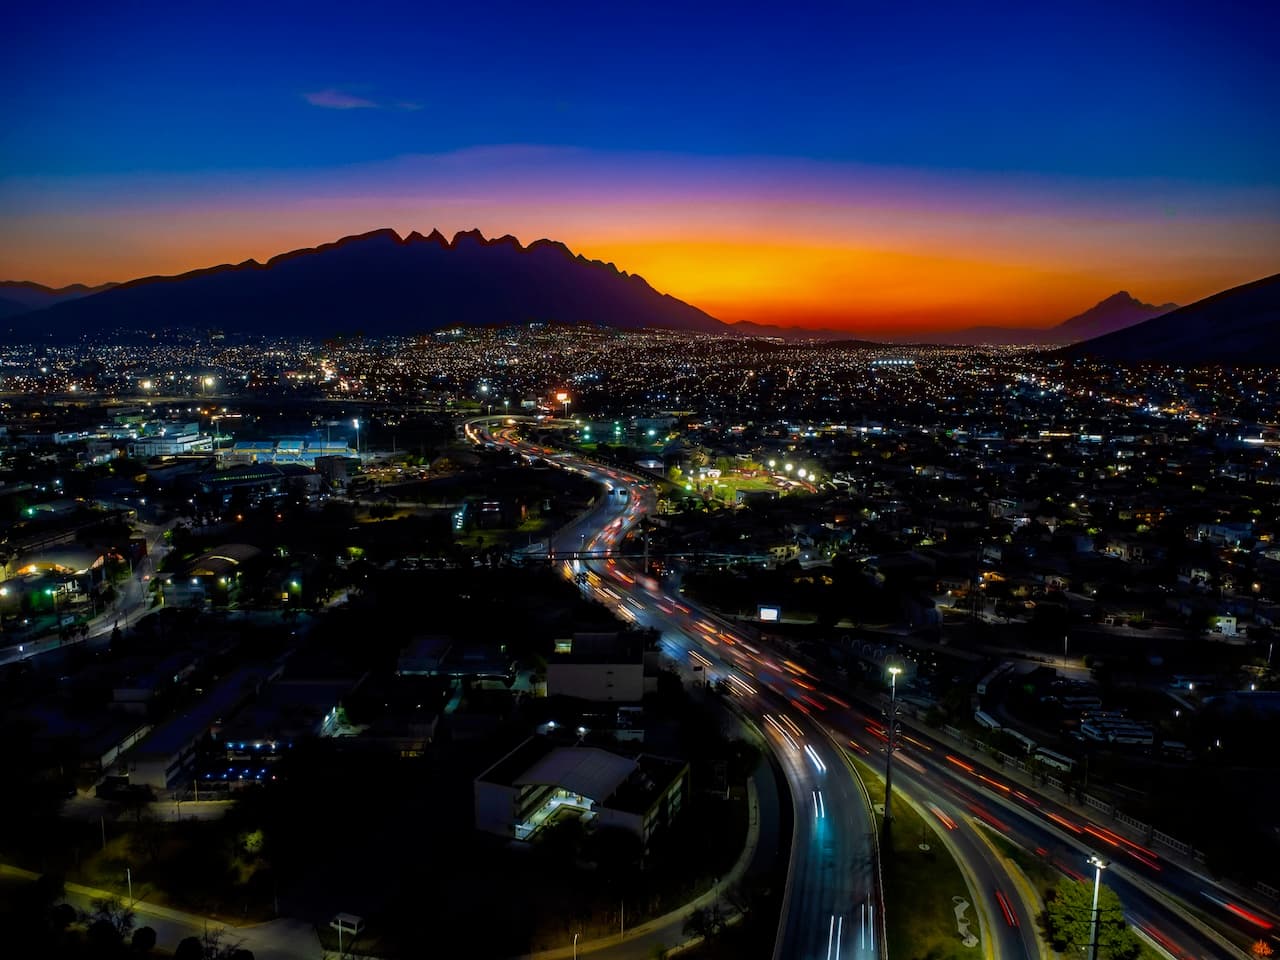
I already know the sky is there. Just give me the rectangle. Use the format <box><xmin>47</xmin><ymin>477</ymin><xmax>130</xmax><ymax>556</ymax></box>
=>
<box><xmin>2</xmin><ymin>0</ymin><xmax>1278</xmax><ymax>333</ymax></box>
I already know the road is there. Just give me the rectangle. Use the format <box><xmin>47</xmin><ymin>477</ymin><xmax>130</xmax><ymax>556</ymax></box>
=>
<box><xmin>472</xmin><ymin>417</ymin><xmax>884</xmax><ymax>960</ymax></box>
<box><xmin>831</xmin><ymin>692</ymin><xmax>1270</xmax><ymax>959</ymax></box>
<box><xmin>0</xmin><ymin>517</ymin><xmax>174</xmax><ymax>667</ymax></box>
<box><xmin>0</xmin><ymin>862</ymin><xmax>319</xmax><ymax>960</ymax></box>
<box><xmin>471</xmin><ymin>416</ymin><xmax>1280</xmax><ymax>960</ymax></box>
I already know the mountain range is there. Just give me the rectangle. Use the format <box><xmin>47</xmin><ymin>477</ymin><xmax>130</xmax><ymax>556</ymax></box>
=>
<box><xmin>0</xmin><ymin>280</ymin><xmax>116</xmax><ymax>320</ymax></box>
<box><xmin>1</xmin><ymin>229</ymin><xmax>731</xmax><ymax>340</ymax></box>
<box><xmin>0</xmin><ymin>229</ymin><xmax>1273</xmax><ymax>362</ymax></box>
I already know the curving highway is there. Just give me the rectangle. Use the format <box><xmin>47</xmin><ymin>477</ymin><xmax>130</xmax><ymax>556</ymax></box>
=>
<box><xmin>469</xmin><ymin>417</ymin><xmax>886</xmax><ymax>960</ymax></box>
<box><xmin>466</xmin><ymin>417</ymin><xmax>1278</xmax><ymax>960</ymax></box>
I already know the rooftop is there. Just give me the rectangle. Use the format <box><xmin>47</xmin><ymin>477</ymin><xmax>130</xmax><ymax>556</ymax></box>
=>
<box><xmin>514</xmin><ymin>746</ymin><xmax>639</xmax><ymax>803</ymax></box>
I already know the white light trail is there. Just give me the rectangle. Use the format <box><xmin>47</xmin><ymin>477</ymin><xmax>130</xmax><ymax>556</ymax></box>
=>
<box><xmin>804</xmin><ymin>744</ymin><xmax>827</xmax><ymax>773</ymax></box>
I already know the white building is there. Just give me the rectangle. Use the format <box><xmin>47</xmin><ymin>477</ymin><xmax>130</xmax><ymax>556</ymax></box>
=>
<box><xmin>128</xmin><ymin>432</ymin><xmax>213</xmax><ymax>457</ymax></box>
<box><xmin>546</xmin><ymin>631</ymin><xmax>657</xmax><ymax>702</ymax></box>
<box><xmin>475</xmin><ymin>736</ymin><xmax>687</xmax><ymax>847</ymax></box>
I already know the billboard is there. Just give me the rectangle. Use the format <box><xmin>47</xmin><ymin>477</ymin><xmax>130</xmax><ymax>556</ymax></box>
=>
<box><xmin>758</xmin><ymin>606</ymin><xmax>780</xmax><ymax>622</ymax></box>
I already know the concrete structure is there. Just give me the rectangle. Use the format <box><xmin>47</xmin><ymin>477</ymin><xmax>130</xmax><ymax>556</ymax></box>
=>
<box><xmin>223</xmin><ymin>439</ymin><xmax>355</xmax><ymax>466</ymax></box>
<box><xmin>197</xmin><ymin>463</ymin><xmax>322</xmax><ymax>506</ymax></box>
<box><xmin>475</xmin><ymin>735</ymin><xmax>687</xmax><ymax>847</ymax></box>
<box><xmin>184</xmin><ymin>543</ymin><xmax>262</xmax><ymax>581</ymax></box>
<box><xmin>119</xmin><ymin>665</ymin><xmax>277</xmax><ymax>791</ymax></box>
<box><xmin>112</xmin><ymin>652</ymin><xmax>200</xmax><ymax>715</ymax></box>
<box><xmin>546</xmin><ymin>631</ymin><xmax>657</xmax><ymax>702</ymax></box>
<box><xmin>129</xmin><ymin>431</ymin><xmax>214</xmax><ymax>457</ymax></box>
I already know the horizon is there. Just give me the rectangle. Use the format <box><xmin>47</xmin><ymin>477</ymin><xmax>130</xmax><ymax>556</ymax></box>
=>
<box><xmin>3</xmin><ymin>1</ymin><xmax>1278</xmax><ymax>332</ymax></box>
<box><xmin>0</xmin><ymin>224</ymin><xmax>1208</xmax><ymax>337</ymax></box>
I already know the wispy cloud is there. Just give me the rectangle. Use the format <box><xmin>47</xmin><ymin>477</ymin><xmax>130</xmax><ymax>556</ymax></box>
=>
<box><xmin>303</xmin><ymin>89</ymin><xmax>378</xmax><ymax>110</ymax></box>
<box><xmin>303</xmin><ymin>89</ymin><xmax>422</xmax><ymax>111</ymax></box>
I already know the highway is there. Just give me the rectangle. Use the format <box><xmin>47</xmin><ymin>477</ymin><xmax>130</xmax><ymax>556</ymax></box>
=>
<box><xmin>471</xmin><ymin>417</ymin><xmax>886</xmax><ymax>960</ymax></box>
<box><xmin>834</xmin><ymin>687</ymin><xmax>1270</xmax><ymax>959</ymax></box>
<box><xmin>468</xmin><ymin>416</ymin><xmax>1280</xmax><ymax>960</ymax></box>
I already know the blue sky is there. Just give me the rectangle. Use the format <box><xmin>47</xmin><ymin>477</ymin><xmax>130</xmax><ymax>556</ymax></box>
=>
<box><xmin>2</xmin><ymin>0</ymin><xmax>1277</xmax><ymax>328</ymax></box>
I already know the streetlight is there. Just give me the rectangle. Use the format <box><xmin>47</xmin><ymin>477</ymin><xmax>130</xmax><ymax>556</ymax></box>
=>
<box><xmin>126</xmin><ymin>866</ymin><xmax>133</xmax><ymax>906</ymax></box>
<box><xmin>352</xmin><ymin>418</ymin><xmax>361</xmax><ymax>458</ymax></box>
<box><xmin>884</xmin><ymin>665</ymin><xmax>902</xmax><ymax>828</ymax></box>
<box><xmin>1087</xmin><ymin>855</ymin><xmax>1107</xmax><ymax>960</ymax></box>
<box><xmin>573</xmin><ymin>932</ymin><xmax>579</xmax><ymax>960</ymax></box>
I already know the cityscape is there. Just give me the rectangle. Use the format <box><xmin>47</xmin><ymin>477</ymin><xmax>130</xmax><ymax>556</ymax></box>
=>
<box><xmin>3</xmin><ymin>3</ymin><xmax>1279</xmax><ymax>960</ymax></box>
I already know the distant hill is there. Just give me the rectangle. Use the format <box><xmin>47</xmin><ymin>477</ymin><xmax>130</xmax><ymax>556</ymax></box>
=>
<box><xmin>0</xmin><ymin>280</ymin><xmax>117</xmax><ymax>315</ymax></box>
<box><xmin>0</xmin><ymin>229</ymin><xmax>732</xmax><ymax>340</ymax></box>
<box><xmin>1065</xmin><ymin>272</ymin><xmax>1280</xmax><ymax>364</ymax></box>
<box><xmin>898</xmin><ymin>291</ymin><xmax>1177</xmax><ymax>346</ymax></box>
<box><xmin>1052</xmin><ymin>291</ymin><xmax>1178</xmax><ymax>339</ymax></box>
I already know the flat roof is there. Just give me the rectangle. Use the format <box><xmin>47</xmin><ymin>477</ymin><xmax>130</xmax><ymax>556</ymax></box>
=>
<box><xmin>479</xmin><ymin>736</ymin><xmax>556</xmax><ymax>788</ymax></box>
<box><xmin>219</xmin><ymin>679</ymin><xmax>354</xmax><ymax>742</ymax></box>
<box><xmin>515</xmin><ymin>747</ymin><xmax>638</xmax><ymax>804</ymax></box>
<box><xmin>130</xmin><ymin>666</ymin><xmax>271</xmax><ymax>760</ymax></box>
<box><xmin>604</xmin><ymin>755</ymin><xmax>687</xmax><ymax>814</ymax></box>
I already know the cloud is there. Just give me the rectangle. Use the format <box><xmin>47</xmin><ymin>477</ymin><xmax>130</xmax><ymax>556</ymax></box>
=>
<box><xmin>303</xmin><ymin>89</ymin><xmax>378</xmax><ymax>110</ymax></box>
<box><xmin>302</xmin><ymin>89</ymin><xmax>423</xmax><ymax>112</ymax></box>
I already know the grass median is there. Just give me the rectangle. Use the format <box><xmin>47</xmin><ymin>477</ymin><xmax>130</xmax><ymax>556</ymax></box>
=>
<box><xmin>971</xmin><ymin>823</ymin><xmax>1173</xmax><ymax>960</ymax></box>
<box><xmin>847</xmin><ymin>752</ymin><xmax>978</xmax><ymax>960</ymax></box>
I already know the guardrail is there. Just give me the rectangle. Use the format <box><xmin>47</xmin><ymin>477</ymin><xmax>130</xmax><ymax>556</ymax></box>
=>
<box><xmin>938</xmin><ymin>723</ymin><xmax>1214</xmax><ymax>866</ymax></box>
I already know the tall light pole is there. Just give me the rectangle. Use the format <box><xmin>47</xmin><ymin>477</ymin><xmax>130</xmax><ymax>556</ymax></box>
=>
<box><xmin>1087</xmin><ymin>855</ymin><xmax>1107</xmax><ymax>960</ymax></box>
<box><xmin>352</xmin><ymin>418</ymin><xmax>360</xmax><ymax>459</ymax></box>
<box><xmin>884</xmin><ymin>665</ymin><xmax>902</xmax><ymax>829</ymax></box>
<box><xmin>573</xmin><ymin>932</ymin><xmax>579</xmax><ymax>960</ymax></box>
<box><xmin>126</xmin><ymin>866</ymin><xmax>133</xmax><ymax>906</ymax></box>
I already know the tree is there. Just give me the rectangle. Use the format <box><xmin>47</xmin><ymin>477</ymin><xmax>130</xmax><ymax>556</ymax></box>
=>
<box><xmin>132</xmin><ymin>926</ymin><xmax>158</xmax><ymax>953</ymax></box>
<box><xmin>49</xmin><ymin>902</ymin><xmax>77</xmax><ymax>932</ymax></box>
<box><xmin>175</xmin><ymin>937</ymin><xmax>204</xmax><ymax>960</ymax></box>
<box><xmin>133</xmin><ymin>809</ymin><xmax>167</xmax><ymax>863</ymax></box>
<box><xmin>1043</xmin><ymin>879</ymin><xmax>1140</xmax><ymax>959</ymax></box>
<box><xmin>84</xmin><ymin>896</ymin><xmax>135</xmax><ymax>955</ymax></box>
<box><xmin>85</xmin><ymin>896</ymin><xmax>136</xmax><ymax>941</ymax></box>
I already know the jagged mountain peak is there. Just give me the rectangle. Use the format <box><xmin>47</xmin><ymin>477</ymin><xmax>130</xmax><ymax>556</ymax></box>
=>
<box><xmin>2</xmin><ymin>228</ymin><xmax>730</xmax><ymax>340</ymax></box>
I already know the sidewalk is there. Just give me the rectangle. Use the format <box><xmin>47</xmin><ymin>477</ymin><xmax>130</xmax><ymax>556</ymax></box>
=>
<box><xmin>0</xmin><ymin>862</ymin><xmax>318</xmax><ymax>960</ymax></box>
<box><xmin>0</xmin><ymin>861</ymin><xmax>216</xmax><ymax>926</ymax></box>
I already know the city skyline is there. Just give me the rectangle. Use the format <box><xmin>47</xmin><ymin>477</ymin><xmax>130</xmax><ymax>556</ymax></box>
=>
<box><xmin>3</xmin><ymin>1</ymin><xmax>1278</xmax><ymax>333</ymax></box>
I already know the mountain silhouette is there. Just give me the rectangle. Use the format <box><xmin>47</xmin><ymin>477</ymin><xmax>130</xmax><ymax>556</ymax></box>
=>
<box><xmin>2</xmin><ymin>229</ymin><xmax>730</xmax><ymax>339</ymax></box>
<box><xmin>0</xmin><ymin>280</ymin><xmax>117</xmax><ymax>320</ymax></box>
<box><xmin>895</xmin><ymin>291</ymin><xmax>1177</xmax><ymax>345</ymax></box>
<box><xmin>1052</xmin><ymin>291</ymin><xmax>1177</xmax><ymax>339</ymax></box>
<box><xmin>1065</xmin><ymin>272</ymin><xmax>1280</xmax><ymax>364</ymax></box>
